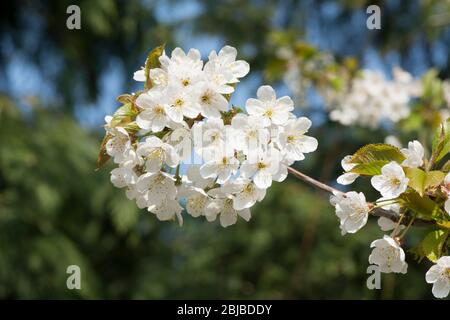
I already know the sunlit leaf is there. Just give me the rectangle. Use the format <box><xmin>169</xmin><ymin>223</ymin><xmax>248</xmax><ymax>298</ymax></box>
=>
<box><xmin>419</xmin><ymin>229</ymin><xmax>448</xmax><ymax>263</ymax></box>
<box><xmin>404</xmin><ymin>168</ymin><xmax>445</xmax><ymax>196</ymax></box>
<box><xmin>399</xmin><ymin>190</ymin><xmax>442</xmax><ymax>220</ymax></box>
<box><xmin>144</xmin><ymin>44</ymin><xmax>165</xmax><ymax>90</ymax></box>
<box><xmin>349</xmin><ymin>144</ymin><xmax>405</xmax><ymax>176</ymax></box>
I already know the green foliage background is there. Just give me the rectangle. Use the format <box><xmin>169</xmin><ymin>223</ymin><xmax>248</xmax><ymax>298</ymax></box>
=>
<box><xmin>0</xmin><ymin>0</ymin><xmax>449</xmax><ymax>299</ymax></box>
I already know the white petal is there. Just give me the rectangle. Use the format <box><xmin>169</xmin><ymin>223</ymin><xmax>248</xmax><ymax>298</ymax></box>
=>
<box><xmin>253</xmin><ymin>171</ymin><xmax>272</xmax><ymax>189</ymax></box>
<box><xmin>238</xmin><ymin>208</ymin><xmax>251</xmax><ymax>222</ymax></box>
<box><xmin>337</xmin><ymin>172</ymin><xmax>359</xmax><ymax>185</ymax></box>
<box><xmin>425</xmin><ymin>265</ymin><xmax>441</xmax><ymax>283</ymax></box>
<box><xmin>432</xmin><ymin>279</ymin><xmax>450</xmax><ymax>298</ymax></box>
<box><xmin>257</xmin><ymin>85</ymin><xmax>276</xmax><ymax>102</ymax></box>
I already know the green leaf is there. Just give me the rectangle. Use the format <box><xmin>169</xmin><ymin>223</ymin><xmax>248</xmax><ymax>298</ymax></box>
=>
<box><xmin>110</xmin><ymin>103</ymin><xmax>138</xmax><ymax>127</ymax></box>
<box><xmin>404</xmin><ymin>168</ymin><xmax>445</xmax><ymax>196</ymax></box>
<box><xmin>431</xmin><ymin>118</ymin><xmax>450</xmax><ymax>164</ymax></box>
<box><xmin>399</xmin><ymin>190</ymin><xmax>442</xmax><ymax>220</ymax></box>
<box><xmin>420</xmin><ymin>229</ymin><xmax>448</xmax><ymax>263</ymax></box>
<box><xmin>349</xmin><ymin>144</ymin><xmax>405</xmax><ymax>176</ymax></box>
<box><xmin>405</xmin><ymin>168</ymin><xmax>426</xmax><ymax>195</ymax></box>
<box><xmin>442</xmin><ymin>159</ymin><xmax>450</xmax><ymax>172</ymax></box>
<box><xmin>350</xmin><ymin>160</ymin><xmax>389</xmax><ymax>175</ymax></box>
<box><xmin>116</xmin><ymin>93</ymin><xmax>134</xmax><ymax>104</ymax></box>
<box><xmin>144</xmin><ymin>44</ymin><xmax>165</xmax><ymax>90</ymax></box>
<box><xmin>351</xmin><ymin>143</ymin><xmax>405</xmax><ymax>164</ymax></box>
<box><xmin>424</xmin><ymin>170</ymin><xmax>446</xmax><ymax>190</ymax></box>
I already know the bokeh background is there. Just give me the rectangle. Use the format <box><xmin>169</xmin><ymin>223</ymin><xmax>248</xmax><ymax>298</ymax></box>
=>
<box><xmin>1</xmin><ymin>0</ymin><xmax>450</xmax><ymax>299</ymax></box>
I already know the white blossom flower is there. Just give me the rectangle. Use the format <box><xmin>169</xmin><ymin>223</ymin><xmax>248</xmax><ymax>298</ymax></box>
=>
<box><xmin>371</xmin><ymin>161</ymin><xmax>409</xmax><ymax>198</ymax></box>
<box><xmin>330</xmin><ymin>191</ymin><xmax>370</xmax><ymax>235</ymax></box>
<box><xmin>186</xmin><ymin>165</ymin><xmax>215</xmax><ymax>189</ymax></box>
<box><xmin>206</xmin><ymin>45</ymin><xmax>250</xmax><ymax>84</ymax></box>
<box><xmin>144</xmin><ymin>48</ymin><xmax>203</xmax><ymax>90</ymax></box>
<box><xmin>205</xmin><ymin>198</ymin><xmax>251</xmax><ymax>228</ymax></box>
<box><xmin>192</xmin><ymin>117</ymin><xmax>228</xmax><ymax>158</ymax></box>
<box><xmin>240</xmin><ymin>149</ymin><xmax>280</xmax><ymax>189</ymax></box>
<box><xmin>135</xmin><ymin>91</ymin><xmax>169</xmax><ymax>132</ymax></box>
<box><xmin>105</xmin><ymin>127</ymin><xmax>131</xmax><ymax>164</ymax></box>
<box><xmin>136</xmin><ymin>136</ymin><xmax>179</xmax><ymax>173</ymax></box>
<box><xmin>336</xmin><ymin>155</ymin><xmax>360</xmax><ymax>185</ymax></box>
<box><xmin>221</xmin><ymin>178</ymin><xmax>266</xmax><ymax>210</ymax></box>
<box><xmin>110</xmin><ymin>167</ymin><xmax>138</xmax><ymax>188</ymax></box>
<box><xmin>425</xmin><ymin>256</ymin><xmax>450</xmax><ymax>298</ymax></box>
<box><xmin>368</xmin><ymin>235</ymin><xmax>408</xmax><ymax>274</ymax></box>
<box><xmin>194</xmin><ymin>81</ymin><xmax>229</xmax><ymax>118</ymax></box>
<box><xmin>136</xmin><ymin>171</ymin><xmax>177</xmax><ymax>207</ymax></box>
<box><xmin>230</xmin><ymin>114</ymin><xmax>270</xmax><ymax>155</ymax></box>
<box><xmin>323</xmin><ymin>69</ymin><xmax>415</xmax><ymax>128</ymax></box>
<box><xmin>149</xmin><ymin>198</ymin><xmax>184</xmax><ymax>226</ymax></box>
<box><xmin>165</xmin><ymin>84</ymin><xmax>200</xmax><ymax>123</ymax></box>
<box><xmin>164</xmin><ymin>126</ymin><xmax>192</xmax><ymax>162</ymax></box>
<box><xmin>186</xmin><ymin>189</ymin><xmax>210</xmax><ymax>218</ymax></box>
<box><xmin>278</xmin><ymin>117</ymin><xmax>318</xmax><ymax>162</ymax></box>
<box><xmin>119</xmin><ymin>148</ymin><xmax>143</xmax><ymax>168</ymax></box>
<box><xmin>245</xmin><ymin>85</ymin><xmax>294</xmax><ymax>127</ymax></box>
<box><xmin>199</xmin><ymin>149</ymin><xmax>239</xmax><ymax>184</ymax></box>
<box><xmin>161</xmin><ymin>47</ymin><xmax>203</xmax><ymax>75</ymax></box>
<box><xmin>401</xmin><ymin>140</ymin><xmax>424</xmax><ymax>168</ymax></box>
<box><xmin>167</xmin><ymin>61</ymin><xmax>203</xmax><ymax>89</ymax></box>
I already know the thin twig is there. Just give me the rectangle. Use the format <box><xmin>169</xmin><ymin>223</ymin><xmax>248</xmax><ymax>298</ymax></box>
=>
<box><xmin>287</xmin><ymin>167</ymin><xmax>341</xmax><ymax>194</ymax></box>
<box><xmin>287</xmin><ymin>166</ymin><xmax>436</xmax><ymax>227</ymax></box>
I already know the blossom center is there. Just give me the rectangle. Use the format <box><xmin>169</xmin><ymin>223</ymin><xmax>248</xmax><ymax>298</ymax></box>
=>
<box><xmin>391</xmin><ymin>177</ymin><xmax>401</xmax><ymax>187</ymax></box>
<box><xmin>175</xmin><ymin>98</ymin><xmax>184</xmax><ymax>107</ymax></box>
<box><xmin>154</xmin><ymin>105</ymin><xmax>165</xmax><ymax>114</ymax></box>
<box><xmin>201</xmin><ymin>93</ymin><xmax>211</xmax><ymax>104</ymax></box>
<box><xmin>444</xmin><ymin>267</ymin><xmax>450</xmax><ymax>280</ymax></box>
<box><xmin>257</xmin><ymin>162</ymin><xmax>267</xmax><ymax>170</ymax></box>
<box><xmin>264</xmin><ymin>108</ymin><xmax>273</xmax><ymax>118</ymax></box>
<box><xmin>243</xmin><ymin>183</ymin><xmax>254</xmax><ymax>194</ymax></box>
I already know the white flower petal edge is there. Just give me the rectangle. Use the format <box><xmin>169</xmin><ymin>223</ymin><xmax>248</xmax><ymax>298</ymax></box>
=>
<box><xmin>368</xmin><ymin>235</ymin><xmax>408</xmax><ymax>274</ymax></box>
<box><xmin>336</xmin><ymin>155</ymin><xmax>359</xmax><ymax>185</ymax></box>
<box><xmin>425</xmin><ymin>256</ymin><xmax>450</xmax><ymax>298</ymax></box>
<box><xmin>371</xmin><ymin>161</ymin><xmax>408</xmax><ymax>198</ymax></box>
<box><xmin>330</xmin><ymin>191</ymin><xmax>369</xmax><ymax>235</ymax></box>
<box><xmin>401</xmin><ymin>140</ymin><xmax>424</xmax><ymax>168</ymax></box>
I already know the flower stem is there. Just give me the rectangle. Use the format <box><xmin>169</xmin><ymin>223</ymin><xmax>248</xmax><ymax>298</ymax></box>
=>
<box><xmin>174</xmin><ymin>164</ymin><xmax>182</xmax><ymax>185</ymax></box>
<box><xmin>398</xmin><ymin>216</ymin><xmax>416</xmax><ymax>239</ymax></box>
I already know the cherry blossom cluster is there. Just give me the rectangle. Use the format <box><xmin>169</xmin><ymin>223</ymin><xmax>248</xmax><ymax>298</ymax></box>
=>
<box><xmin>331</xmin><ymin>139</ymin><xmax>450</xmax><ymax>298</ymax></box>
<box><xmin>103</xmin><ymin>46</ymin><xmax>318</xmax><ymax>228</ymax></box>
<box><xmin>321</xmin><ymin>68</ymin><xmax>421</xmax><ymax>128</ymax></box>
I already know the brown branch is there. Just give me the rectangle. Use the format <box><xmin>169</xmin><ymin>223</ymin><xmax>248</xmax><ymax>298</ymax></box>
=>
<box><xmin>287</xmin><ymin>166</ymin><xmax>436</xmax><ymax>227</ymax></box>
<box><xmin>287</xmin><ymin>167</ymin><xmax>341</xmax><ymax>194</ymax></box>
